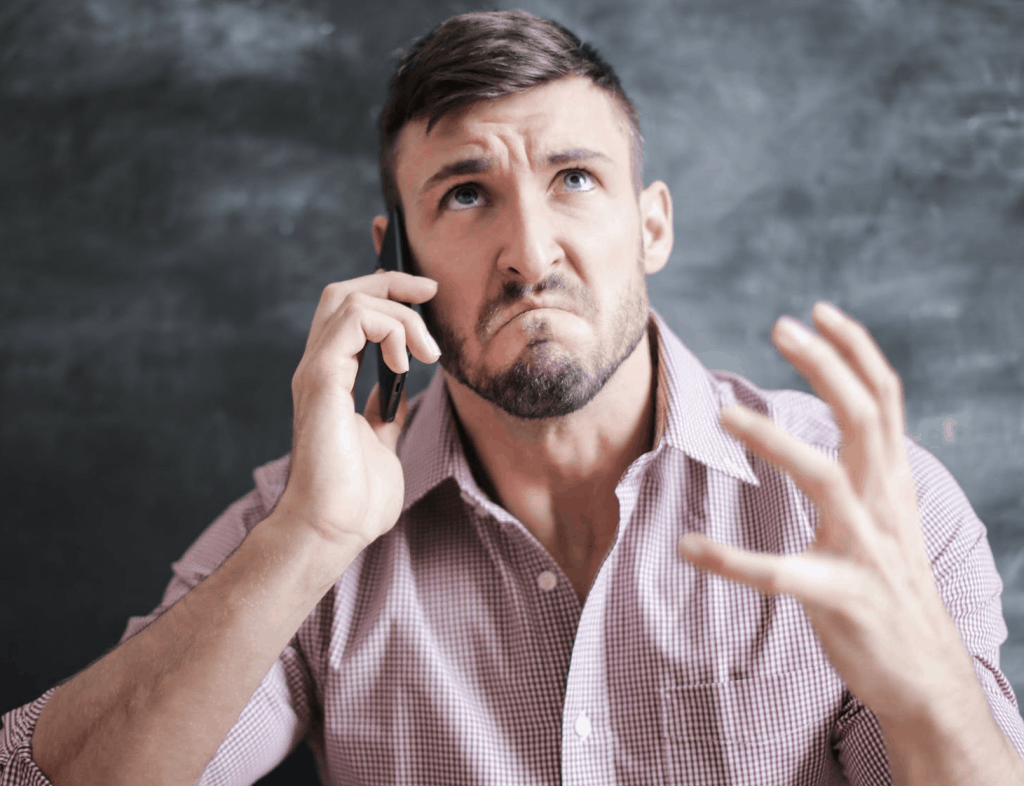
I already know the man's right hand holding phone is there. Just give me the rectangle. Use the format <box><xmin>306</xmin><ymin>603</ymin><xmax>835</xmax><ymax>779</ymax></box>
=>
<box><xmin>268</xmin><ymin>270</ymin><xmax>441</xmax><ymax>578</ymax></box>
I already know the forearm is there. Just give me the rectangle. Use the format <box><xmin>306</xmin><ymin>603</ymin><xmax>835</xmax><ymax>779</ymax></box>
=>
<box><xmin>877</xmin><ymin>668</ymin><xmax>1024</xmax><ymax>786</ymax></box>
<box><xmin>31</xmin><ymin>513</ymin><xmax>361</xmax><ymax>786</ymax></box>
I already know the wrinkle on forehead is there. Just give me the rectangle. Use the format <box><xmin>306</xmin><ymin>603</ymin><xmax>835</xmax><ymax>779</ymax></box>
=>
<box><xmin>394</xmin><ymin>77</ymin><xmax>634</xmax><ymax>203</ymax></box>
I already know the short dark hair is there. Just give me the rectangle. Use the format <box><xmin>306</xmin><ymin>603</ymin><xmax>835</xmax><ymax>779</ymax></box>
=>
<box><xmin>377</xmin><ymin>10</ymin><xmax>643</xmax><ymax>211</ymax></box>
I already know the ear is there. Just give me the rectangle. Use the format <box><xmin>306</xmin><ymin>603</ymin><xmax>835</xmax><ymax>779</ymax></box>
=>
<box><xmin>372</xmin><ymin>214</ymin><xmax>388</xmax><ymax>256</ymax></box>
<box><xmin>638</xmin><ymin>181</ymin><xmax>673</xmax><ymax>275</ymax></box>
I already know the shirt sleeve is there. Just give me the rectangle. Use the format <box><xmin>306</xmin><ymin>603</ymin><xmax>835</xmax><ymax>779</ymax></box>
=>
<box><xmin>0</xmin><ymin>479</ymin><xmax>317</xmax><ymax>786</ymax></box>
<box><xmin>0</xmin><ymin>689</ymin><xmax>59</xmax><ymax>786</ymax></box>
<box><xmin>833</xmin><ymin>438</ymin><xmax>1024</xmax><ymax>784</ymax></box>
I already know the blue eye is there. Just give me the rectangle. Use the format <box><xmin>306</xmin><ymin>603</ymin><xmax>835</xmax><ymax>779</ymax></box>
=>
<box><xmin>444</xmin><ymin>184</ymin><xmax>486</xmax><ymax>211</ymax></box>
<box><xmin>562</xmin><ymin>170</ymin><xmax>594</xmax><ymax>192</ymax></box>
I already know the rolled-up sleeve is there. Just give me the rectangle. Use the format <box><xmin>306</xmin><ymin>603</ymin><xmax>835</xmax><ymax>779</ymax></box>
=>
<box><xmin>1</xmin><ymin>461</ymin><xmax>316</xmax><ymax>786</ymax></box>
<box><xmin>908</xmin><ymin>442</ymin><xmax>1024</xmax><ymax>761</ymax></box>
<box><xmin>0</xmin><ymin>689</ymin><xmax>58</xmax><ymax>786</ymax></box>
<box><xmin>833</xmin><ymin>440</ymin><xmax>1024</xmax><ymax>783</ymax></box>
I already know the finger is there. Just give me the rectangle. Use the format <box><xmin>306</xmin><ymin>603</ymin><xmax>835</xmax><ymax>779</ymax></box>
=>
<box><xmin>313</xmin><ymin>293</ymin><xmax>441</xmax><ymax>373</ymax></box>
<box><xmin>347</xmin><ymin>269</ymin><xmax>439</xmax><ymax>304</ymax></box>
<box><xmin>308</xmin><ymin>272</ymin><xmax>438</xmax><ymax>343</ymax></box>
<box><xmin>720</xmin><ymin>405</ymin><xmax>858</xmax><ymax>509</ymax></box>
<box><xmin>363</xmin><ymin>382</ymin><xmax>408</xmax><ymax>452</ymax></box>
<box><xmin>677</xmin><ymin>533</ymin><xmax>833</xmax><ymax>600</ymax></box>
<box><xmin>342</xmin><ymin>295</ymin><xmax>440</xmax><ymax>367</ymax></box>
<box><xmin>298</xmin><ymin>308</ymin><xmax>418</xmax><ymax>397</ymax></box>
<box><xmin>811</xmin><ymin>302</ymin><xmax>906</xmax><ymax>446</ymax></box>
<box><xmin>771</xmin><ymin>316</ymin><xmax>887</xmax><ymax>474</ymax></box>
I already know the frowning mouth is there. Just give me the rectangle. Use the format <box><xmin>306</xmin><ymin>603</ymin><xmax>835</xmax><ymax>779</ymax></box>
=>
<box><xmin>498</xmin><ymin>300</ymin><xmax>575</xmax><ymax>331</ymax></box>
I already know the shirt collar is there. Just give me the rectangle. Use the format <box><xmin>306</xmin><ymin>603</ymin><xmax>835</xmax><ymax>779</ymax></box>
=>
<box><xmin>398</xmin><ymin>308</ymin><xmax>759</xmax><ymax>513</ymax></box>
<box><xmin>397</xmin><ymin>366</ymin><xmax>470</xmax><ymax>512</ymax></box>
<box><xmin>648</xmin><ymin>308</ymin><xmax>760</xmax><ymax>486</ymax></box>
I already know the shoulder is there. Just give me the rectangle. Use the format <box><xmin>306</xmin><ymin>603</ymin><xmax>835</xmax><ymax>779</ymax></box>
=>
<box><xmin>708</xmin><ymin>369</ymin><xmax>985</xmax><ymax>579</ymax></box>
<box><xmin>706</xmin><ymin>368</ymin><xmax>977</xmax><ymax>527</ymax></box>
<box><xmin>709</xmin><ymin>368</ymin><xmax>841</xmax><ymax>451</ymax></box>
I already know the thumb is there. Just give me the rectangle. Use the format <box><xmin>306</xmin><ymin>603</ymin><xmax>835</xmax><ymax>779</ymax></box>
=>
<box><xmin>363</xmin><ymin>382</ymin><xmax>408</xmax><ymax>453</ymax></box>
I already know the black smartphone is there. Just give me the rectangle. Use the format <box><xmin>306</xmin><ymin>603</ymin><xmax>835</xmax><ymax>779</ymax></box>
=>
<box><xmin>376</xmin><ymin>206</ymin><xmax>415</xmax><ymax>423</ymax></box>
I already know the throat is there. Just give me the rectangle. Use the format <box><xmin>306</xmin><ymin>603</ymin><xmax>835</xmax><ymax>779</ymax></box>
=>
<box><xmin>549</xmin><ymin>491</ymin><xmax>620</xmax><ymax>602</ymax></box>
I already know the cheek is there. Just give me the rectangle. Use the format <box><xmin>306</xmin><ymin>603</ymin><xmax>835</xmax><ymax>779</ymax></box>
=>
<box><xmin>430</xmin><ymin>272</ymin><xmax>485</xmax><ymax>337</ymax></box>
<box><xmin>575</xmin><ymin>207</ymin><xmax>640</xmax><ymax>286</ymax></box>
<box><xmin>578</xmin><ymin>190</ymin><xmax>637</xmax><ymax>248</ymax></box>
<box><xmin>415</xmin><ymin>239</ymin><xmax>485</xmax><ymax>323</ymax></box>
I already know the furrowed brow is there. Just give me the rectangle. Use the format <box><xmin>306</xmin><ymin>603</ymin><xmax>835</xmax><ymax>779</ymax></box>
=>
<box><xmin>420</xmin><ymin>157</ymin><xmax>492</xmax><ymax>198</ymax></box>
<box><xmin>545</xmin><ymin>148</ymin><xmax>609</xmax><ymax>166</ymax></box>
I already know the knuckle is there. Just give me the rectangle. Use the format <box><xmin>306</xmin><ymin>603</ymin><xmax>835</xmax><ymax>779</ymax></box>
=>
<box><xmin>292</xmin><ymin>355</ymin><xmax>312</xmax><ymax>386</ymax></box>
<box><xmin>847</xmin><ymin>398</ymin><xmax>880</xmax><ymax>431</ymax></box>
<box><xmin>320</xmin><ymin>281</ymin><xmax>348</xmax><ymax>307</ymax></box>
<box><xmin>344</xmin><ymin>290</ymin><xmax>373</xmax><ymax>311</ymax></box>
<box><xmin>345</xmin><ymin>297</ymin><xmax>372</xmax><ymax>322</ymax></box>
<box><xmin>819</xmin><ymin>461</ymin><xmax>847</xmax><ymax>490</ymax></box>
<box><xmin>876</xmin><ymin>367</ymin><xmax>903</xmax><ymax>404</ymax></box>
<box><xmin>388</xmin><ymin>321</ymin><xmax>408</xmax><ymax>345</ymax></box>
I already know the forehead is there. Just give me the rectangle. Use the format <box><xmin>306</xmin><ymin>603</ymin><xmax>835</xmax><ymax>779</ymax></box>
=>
<box><xmin>393</xmin><ymin>76</ymin><xmax>632</xmax><ymax>195</ymax></box>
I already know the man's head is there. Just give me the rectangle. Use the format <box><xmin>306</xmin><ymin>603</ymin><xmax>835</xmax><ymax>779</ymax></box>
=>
<box><xmin>373</xmin><ymin>12</ymin><xmax>672</xmax><ymax>421</ymax></box>
<box><xmin>378</xmin><ymin>10</ymin><xmax>643</xmax><ymax>213</ymax></box>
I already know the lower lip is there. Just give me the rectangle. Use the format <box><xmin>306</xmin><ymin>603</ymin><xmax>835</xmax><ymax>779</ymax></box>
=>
<box><xmin>507</xmin><ymin>307</ymin><xmax>567</xmax><ymax>324</ymax></box>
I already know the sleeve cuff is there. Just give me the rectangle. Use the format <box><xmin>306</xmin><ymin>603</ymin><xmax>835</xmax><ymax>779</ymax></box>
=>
<box><xmin>0</xmin><ymin>688</ymin><xmax>58</xmax><ymax>786</ymax></box>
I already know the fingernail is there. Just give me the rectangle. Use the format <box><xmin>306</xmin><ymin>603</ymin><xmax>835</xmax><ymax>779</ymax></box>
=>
<box><xmin>678</xmin><ymin>534</ymin><xmax>704</xmax><ymax>559</ymax></box>
<box><xmin>720</xmin><ymin>406</ymin><xmax>752</xmax><ymax>427</ymax></box>
<box><xmin>784</xmin><ymin>558</ymin><xmax>830</xmax><ymax>580</ymax></box>
<box><xmin>424</xmin><ymin>330</ymin><xmax>441</xmax><ymax>358</ymax></box>
<box><xmin>777</xmin><ymin>316</ymin><xmax>811</xmax><ymax>346</ymax></box>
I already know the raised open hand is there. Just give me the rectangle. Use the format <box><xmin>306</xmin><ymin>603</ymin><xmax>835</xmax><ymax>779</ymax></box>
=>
<box><xmin>676</xmin><ymin>302</ymin><xmax>977</xmax><ymax>722</ymax></box>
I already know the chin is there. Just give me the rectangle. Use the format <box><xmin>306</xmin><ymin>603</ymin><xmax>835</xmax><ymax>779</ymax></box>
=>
<box><xmin>429</xmin><ymin>297</ymin><xmax>647</xmax><ymax>420</ymax></box>
<box><xmin>484</xmin><ymin>357</ymin><xmax>599</xmax><ymax>420</ymax></box>
<box><xmin>468</xmin><ymin>339</ymin><xmax>628</xmax><ymax>420</ymax></box>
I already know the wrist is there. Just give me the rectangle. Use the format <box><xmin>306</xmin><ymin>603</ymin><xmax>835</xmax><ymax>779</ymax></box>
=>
<box><xmin>253</xmin><ymin>506</ymin><xmax>367</xmax><ymax>598</ymax></box>
<box><xmin>875</xmin><ymin>670</ymin><xmax>1024</xmax><ymax>785</ymax></box>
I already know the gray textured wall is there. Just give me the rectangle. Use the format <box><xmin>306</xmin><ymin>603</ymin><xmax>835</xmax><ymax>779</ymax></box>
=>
<box><xmin>2</xmin><ymin>0</ymin><xmax>1023</xmax><ymax>783</ymax></box>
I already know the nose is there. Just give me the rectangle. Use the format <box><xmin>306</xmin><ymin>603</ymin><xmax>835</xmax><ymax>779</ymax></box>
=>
<box><xmin>496</xmin><ymin>191</ymin><xmax>562</xmax><ymax>284</ymax></box>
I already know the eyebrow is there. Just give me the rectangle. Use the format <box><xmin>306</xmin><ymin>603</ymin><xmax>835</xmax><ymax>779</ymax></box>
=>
<box><xmin>545</xmin><ymin>148</ymin><xmax>609</xmax><ymax>166</ymax></box>
<box><xmin>419</xmin><ymin>148</ymin><xmax>610</xmax><ymax>199</ymax></box>
<box><xmin>421</xmin><ymin>157</ymin><xmax>493</xmax><ymax>197</ymax></box>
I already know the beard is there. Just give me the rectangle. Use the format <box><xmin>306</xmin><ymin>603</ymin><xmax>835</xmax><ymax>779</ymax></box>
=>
<box><xmin>421</xmin><ymin>244</ymin><xmax>650</xmax><ymax>420</ymax></box>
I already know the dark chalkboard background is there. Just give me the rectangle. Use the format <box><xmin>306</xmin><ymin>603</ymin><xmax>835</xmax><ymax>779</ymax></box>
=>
<box><xmin>2</xmin><ymin>0</ymin><xmax>1023</xmax><ymax>782</ymax></box>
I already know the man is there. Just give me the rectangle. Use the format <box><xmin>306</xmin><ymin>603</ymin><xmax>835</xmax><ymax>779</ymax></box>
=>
<box><xmin>2</xmin><ymin>10</ymin><xmax>1023</xmax><ymax>785</ymax></box>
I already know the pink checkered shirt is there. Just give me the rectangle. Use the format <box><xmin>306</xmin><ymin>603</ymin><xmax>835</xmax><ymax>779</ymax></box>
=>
<box><xmin>4</xmin><ymin>310</ymin><xmax>1024</xmax><ymax>785</ymax></box>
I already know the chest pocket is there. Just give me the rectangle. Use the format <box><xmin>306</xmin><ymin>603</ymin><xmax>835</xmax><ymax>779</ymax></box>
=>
<box><xmin>659</xmin><ymin>669</ymin><xmax>846</xmax><ymax>785</ymax></box>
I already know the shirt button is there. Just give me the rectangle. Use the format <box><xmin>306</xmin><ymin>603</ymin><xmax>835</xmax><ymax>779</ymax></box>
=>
<box><xmin>575</xmin><ymin>713</ymin><xmax>592</xmax><ymax>739</ymax></box>
<box><xmin>537</xmin><ymin>571</ymin><xmax>557</xmax><ymax>591</ymax></box>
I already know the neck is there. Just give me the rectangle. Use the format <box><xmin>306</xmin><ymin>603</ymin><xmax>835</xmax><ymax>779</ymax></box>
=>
<box><xmin>444</xmin><ymin>321</ymin><xmax>657</xmax><ymax>596</ymax></box>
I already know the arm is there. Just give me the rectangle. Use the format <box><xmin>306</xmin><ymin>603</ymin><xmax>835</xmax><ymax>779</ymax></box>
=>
<box><xmin>677</xmin><ymin>302</ymin><xmax>1024</xmax><ymax>786</ymax></box>
<box><xmin>22</xmin><ymin>270</ymin><xmax>441</xmax><ymax>786</ymax></box>
<box><xmin>31</xmin><ymin>510</ymin><xmax>359</xmax><ymax>786</ymax></box>
<box><xmin>0</xmin><ymin>486</ymin><xmax>309</xmax><ymax>786</ymax></box>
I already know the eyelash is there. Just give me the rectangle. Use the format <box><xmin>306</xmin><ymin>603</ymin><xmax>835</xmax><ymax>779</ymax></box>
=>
<box><xmin>439</xmin><ymin>168</ymin><xmax>596</xmax><ymax>211</ymax></box>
